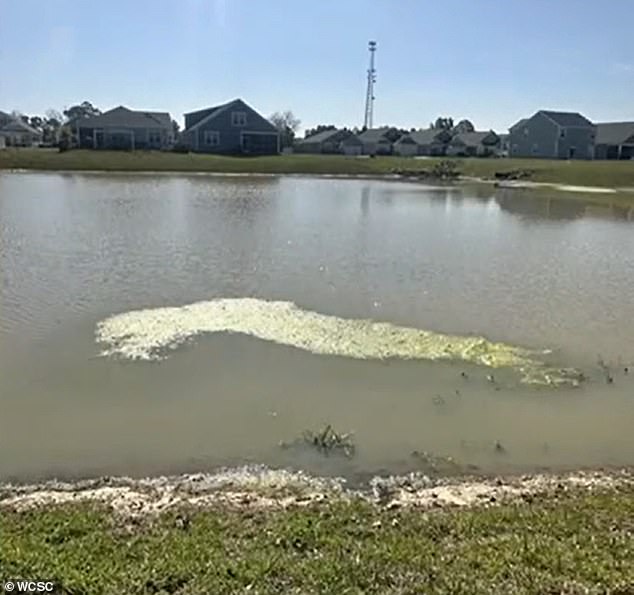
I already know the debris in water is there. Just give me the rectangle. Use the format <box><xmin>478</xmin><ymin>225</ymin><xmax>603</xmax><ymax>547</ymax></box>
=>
<box><xmin>494</xmin><ymin>441</ymin><xmax>506</xmax><ymax>455</ymax></box>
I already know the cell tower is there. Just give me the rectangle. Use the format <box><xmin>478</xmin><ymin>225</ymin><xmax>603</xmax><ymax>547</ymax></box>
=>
<box><xmin>363</xmin><ymin>41</ymin><xmax>377</xmax><ymax>130</ymax></box>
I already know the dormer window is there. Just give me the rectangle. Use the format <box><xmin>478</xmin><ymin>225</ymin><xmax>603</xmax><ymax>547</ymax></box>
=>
<box><xmin>231</xmin><ymin>112</ymin><xmax>247</xmax><ymax>127</ymax></box>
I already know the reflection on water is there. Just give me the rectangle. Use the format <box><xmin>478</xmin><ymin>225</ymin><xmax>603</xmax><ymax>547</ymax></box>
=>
<box><xmin>1</xmin><ymin>172</ymin><xmax>634</xmax><ymax>482</ymax></box>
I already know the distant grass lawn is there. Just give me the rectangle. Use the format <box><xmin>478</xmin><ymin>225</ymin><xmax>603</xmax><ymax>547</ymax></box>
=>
<box><xmin>2</xmin><ymin>148</ymin><xmax>634</xmax><ymax>188</ymax></box>
<box><xmin>1</xmin><ymin>487</ymin><xmax>633</xmax><ymax>594</ymax></box>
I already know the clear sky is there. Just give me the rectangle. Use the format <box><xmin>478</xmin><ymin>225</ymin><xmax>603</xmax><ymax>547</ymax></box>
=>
<box><xmin>1</xmin><ymin>0</ymin><xmax>632</xmax><ymax>134</ymax></box>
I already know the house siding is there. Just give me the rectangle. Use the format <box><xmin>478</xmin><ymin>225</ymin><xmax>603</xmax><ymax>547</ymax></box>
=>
<box><xmin>509</xmin><ymin>113</ymin><xmax>594</xmax><ymax>159</ymax></box>
<box><xmin>509</xmin><ymin>113</ymin><xmax>559</xmax><ymax>158</ymax></box>
<box><xmin>555</xmin><ymin>126</ymin><xmax>595</xmax><ymax>160</ymax></box>
<box><xmin>185</xmin><ymin>100</ymin><xmax>279</xmax><ymax>155</ymax></box>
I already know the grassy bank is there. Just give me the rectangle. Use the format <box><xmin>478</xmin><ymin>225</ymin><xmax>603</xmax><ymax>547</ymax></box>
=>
<box><xmin>1</xmin><ymin>486</ymin><xmax>633</xmax><ymax>594</ymax></box>
<box><xmin>2</xmin><ymin>148</ymin><xmax>634</xmax><ymax>188</ymax></box>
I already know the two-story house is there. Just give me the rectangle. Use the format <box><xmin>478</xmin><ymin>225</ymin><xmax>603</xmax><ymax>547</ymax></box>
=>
<box><xmin>181</xmin><ymin>98</ymin><xmax>279</xmax><ymax>155</ymax></box>
<box><xmin>508</xmin><ymin>110</ymin><xmax>595</xmax><ymax>160</ymax></box>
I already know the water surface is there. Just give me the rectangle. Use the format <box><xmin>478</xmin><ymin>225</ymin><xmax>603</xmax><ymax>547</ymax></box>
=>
<box><xmin>1</xmin><ymin>172</ymin><xmax>633</xmax><ymax>482</ymax></box>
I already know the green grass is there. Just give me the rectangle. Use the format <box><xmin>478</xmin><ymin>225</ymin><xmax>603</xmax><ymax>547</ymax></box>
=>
<box><xmin>2</xmin><ymin>148</ymin><xmax>634</xmax><ymax>189</ymax></box>
<box><xmin>1</xmin><ymin>487</ymin><xmax>633</xmax><ymax>594</ymax></box>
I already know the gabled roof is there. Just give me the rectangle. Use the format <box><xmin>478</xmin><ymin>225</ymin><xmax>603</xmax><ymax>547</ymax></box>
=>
<box><xmin>595</xmin><ymin>122</ymin><xmax>634</xmax><ymax>145</ymax></box>
<box><xmin>182</xmin><ymin>98</ymin><xmax>277</xmax><ymax>133</ymax></box>
<box><xmin>509</xmin><ymin>118</ymin><xmax>528</xmax><ymax>131</ymax></box>
<box><xmin>0</xmin><ymin>118</ymin><xmax>41</xmax><ymax>135</ymax></box>
<box><xmin>297</xmin><ymin>128</ymin><xmax>342</xmax><ymax>144</ymax></box>
<box><xmin>538</xmin><ymin>110</ymin><xmax>593</xmax><ymax>128</ymax></box>
<box><xmin>78</xmin><ymin>106</ymin><xmax>172</xmax><ymax>129</ymax></box>
<box><xmin>357</xmin><ymin>127</ymin><xmax>392</xmax><ymax>143</ymax></box>
<box><xmin>451</xmin><ymin>131</ymin><xmax>498</xmax><ymax>147</ymax></box>
<box><xmin>397</xmin><ymin>128</ymin><xmax>449</xmax><ymax>145</ymax></box>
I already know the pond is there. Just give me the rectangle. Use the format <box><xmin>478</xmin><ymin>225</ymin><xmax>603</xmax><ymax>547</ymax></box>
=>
<box><xmin>1</xmin><ymin>172</ymin><xmax>633</xmax><ymax>482</ymax></box>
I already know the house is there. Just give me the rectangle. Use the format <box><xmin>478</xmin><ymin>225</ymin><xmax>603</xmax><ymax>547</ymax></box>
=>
<box><xmin>508</xmin><ymin>110</ymin><xmax>595</xmax><ymax>159</ymax></box>
<box><xmin>357</xmin><ymin>127</ymin><xmax>394</xmax><ymax>155</ymax></box>
<box><xmin>73</xmin><ymin>106</ymin><xmax>173</xmax><ymax>150</ymax></box>
<box><xmin>393</xmin><ymin>128</ymin><xmax>452</xmax><ymax>156</ymax></box>
<box><xmin>498</xmin><ymin>134</ymin><xmax>510</xmax><ymax>156</ymax></box>
<box><xmin>341</xmin><ymin>134</ymin><xmax>363</xmax><ymax>155</ymax></box>
<box><xmin>294</xmin><ymin>128</ymin><xmax>359</xmax><ymax>154</ymax></box>
<box><xmin>0</xmin><ymin>111</ymin><xmax>43</xmax><ymax>146</ymax></box>
<box><xmin>181</xmin><ymin>98</ymin><xmax>279</xmax><ymax>155</ymax></box>
<box><xmin>447</xmin><ymin>131</ymin><xmax>500</xmax><ymax>157</ymax></box>
<box><xmin>594</xmin><ymin>122</ymin><xmax>634</xmax><ymax>160</ymax></box>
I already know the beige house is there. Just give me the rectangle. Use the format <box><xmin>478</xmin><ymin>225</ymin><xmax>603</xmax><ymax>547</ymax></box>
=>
<box><xmin>0</xmin><ymin>111</ymin><xmax>43</xmax><ymax>146</ymax></box>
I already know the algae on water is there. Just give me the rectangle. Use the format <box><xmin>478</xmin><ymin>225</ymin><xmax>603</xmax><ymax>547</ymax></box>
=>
<box><xmin>95</xmin><ymin>297</ymin><xmax>582</xmax><ymax>386</ymax></box>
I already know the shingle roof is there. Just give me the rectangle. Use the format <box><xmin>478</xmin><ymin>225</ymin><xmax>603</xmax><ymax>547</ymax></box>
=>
<box><xmin>357</xmin><ymin>127</ymin><xmax>391</xmax><ymax>143</ymax></box>
<box><xmin>182</xmin><ymin>98</ymin><xmax>277</xmax><ymax>133</ymax></box>
<box><xmin>397</xmin><ymin>128</ymin><xmax>448</xmax><ymax>145</ymax></box>
<box><xmin>183</xmin><ymin>100</ymin><xmax>238</xmax><ymax>130</ymax></box>
<box><xmin>539</xmin><ymin>110</ymin><xmax>593</xmax><ymax>128</ymax></box>
<box><xmin>595</xmin><ymin>122</ymin><xmax>634</xmax><ymax>145</ymax></box>
<box><xmin>451</xmin><ymin>131</ymin><xmax>498</xmax><ymax>147</ymax></box>
<box><xmin>509</xmin><ymin>118</ymin><xmax>528</xmax><ymax>131</ymax></box>
<box><xmin>298</xmin><ymin>129</ymin><xmax>342</xmax><ymax>144</ymax></box>
<box><xmin>0</xmin><ymin>118</ymin><xmax>41</xmax><ymax>135</ymax></box>
<box><xmin>78</xmin><ymin>106</ymin><xmax>172</xmax><ymax>129</ymax></box>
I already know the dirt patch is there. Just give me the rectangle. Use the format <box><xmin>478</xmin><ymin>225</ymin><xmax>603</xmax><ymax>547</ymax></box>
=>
<box><xmin>1</xmin><ymin>467</ymin><xmax>631</xmax><ymax>516</ymax></box>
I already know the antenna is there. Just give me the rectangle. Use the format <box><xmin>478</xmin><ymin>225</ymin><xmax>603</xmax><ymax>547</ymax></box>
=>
<box><xmin>363</xmin><ymin>41</ymin><xmax>377</xmax><ymax>130</ymax></box>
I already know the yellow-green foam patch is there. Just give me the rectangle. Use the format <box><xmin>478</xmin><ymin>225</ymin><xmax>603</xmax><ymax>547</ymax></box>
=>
<box><xmin>95</xmin><ymin>298</ymin><xmax>581</xmax><ymax>386</ymax></box>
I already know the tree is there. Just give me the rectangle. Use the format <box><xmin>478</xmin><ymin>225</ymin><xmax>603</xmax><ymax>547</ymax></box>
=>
<box><xmin>63</xmin><ymin>101</ymin><xmax>101</xmax><ymax>122</ymax></box>
<box><xmin>43</xmin><ymin>110</ymin><xmax>63</xmax><ymax>144</ymax></box>
<box><xmin>29</xmin><ymin>116</ymin><xmax>44</xmax><ymax>130</ymax></box>
<box><xmin>269</xmin><ymin>110</ymin><xmax>301</xmax><ymax>148</ymax></box>
<box><xmin>384</xmin><ymin>127</ymin><xmax>406</xmax><ymax>143</ymax></box>
<box><xmin>304</xmin><ymin>124</ymin><xmax>336</xmax><ymax>138</ymax></box>
<box><xmin>453</xmin><ymin>119</ymin><xmax>475</xmax><ymax>134</ymax></box>
<box><xmin>432</xmin><ymin>117</ymin><xmax>454</xmax><ymax>131</ymax></box>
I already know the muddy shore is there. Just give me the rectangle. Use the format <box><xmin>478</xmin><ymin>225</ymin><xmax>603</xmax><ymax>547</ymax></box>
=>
<box><xmin>2</xmin><ymin>466</ymin><xmax>632</xmax><ymax>516</ymax></box>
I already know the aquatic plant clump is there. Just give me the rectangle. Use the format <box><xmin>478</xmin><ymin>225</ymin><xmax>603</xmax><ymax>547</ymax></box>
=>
<box><xmin>280</xmin><ymin>425</ymin><xmax>356</xmax><ymax>459</ymax></box>
<box><xmin>95</xmin><ymin>297</ymin><xmax>582</xmax><ymax>386</ymax></box>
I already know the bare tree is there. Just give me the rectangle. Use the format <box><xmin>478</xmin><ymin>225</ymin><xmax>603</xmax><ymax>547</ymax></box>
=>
<box><xmin>269</xmin><ymin>110</ymin><xmax>301</xmax><ymax>148</ymax></box>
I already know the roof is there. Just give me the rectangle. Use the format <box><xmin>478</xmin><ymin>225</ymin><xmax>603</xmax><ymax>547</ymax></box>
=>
<box><xmin>509</xmin><ymin>118</ymin><xmax>528</xmax><ymax>131</ymax></box>
<box><xmin>397</xmin><ymin>128</ymin><xmax>449</xmax><ymax>145</ymax></box>
<box><xmin>595</xmin><ymin>122</ymin><xmax>634</xmax><ymax>145</ymax></box>
<box><xmin>182</xmin><ymin>98</ymin><xmax>277</xmax><ymax>133</ymax></box>
<box><xmin>451</xmin><ymin>131</ymin><xmax>498</xmax><ymax>147</ymax></box>
<box><xmin>357</xmin><ymin>127</ymin><xmax>392</xmax><ymax>143</ymax></box>
<box><xmin>78</xmin><ymin>106</ymin><xmax>172</xmax><ymax>129</ymax></box>
<box><xmin>538</xmin><ymin>110</ymin><xmax>593</xmax><ymax>128</ymax></box>
<box><xmin>297</xmin><ymin>128</ymin><xmax>342</xmax><ymax>144</ymax></box>
<box><xmin>0</xmin><ymin>118</ymin><xmax>41</xmax><ymax>135</ymax></box>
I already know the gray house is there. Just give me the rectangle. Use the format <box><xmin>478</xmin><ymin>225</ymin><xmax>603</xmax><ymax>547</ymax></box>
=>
<box><xmin>447</xmin><ymin>131</ymin><xmax>500</xmax><ymax>157</ymax></box>
<box><xmin>75</xmin><ymin>106</ymin><xmax>173</xmax><ymax>150</ymax></box>
<box><xmin>357</xmin><ymin>127</ymin><xmax>393</xmax><ymax>155</ymax></box>
<box><xmin>181</xmin><ymin>98</ymin><xmax>279</xmax><ymax>155</ymax></box>
<box><xmin>508</xmin><ymin>110</ymin><xmax>595</xmax><ymax>159</ymax></box>
<box><xmin>594</xmin><ymin>122</ymin><xmax>634</xmax><ymax>160</ymax></box>
<box><xmin>294</xmin><ymin>128</ymin><xmax>359</xmax><ymax>154</ymax></box>
<box><xmin>393</xmin><ymin>128</ymin><xmax>451</xmax><ymax>156</ymax></box>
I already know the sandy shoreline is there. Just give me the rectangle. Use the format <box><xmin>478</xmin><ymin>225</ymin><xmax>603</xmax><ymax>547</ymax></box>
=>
<box><xmin>2</xmin><ymin>466</ymin><xmax>632</xmax><ymax>516</ymax></box>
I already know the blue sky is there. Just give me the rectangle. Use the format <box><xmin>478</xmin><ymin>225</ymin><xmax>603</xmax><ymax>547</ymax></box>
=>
<box><xmin>1</xmin><ymin>0</ymin><xmax>632</xmax><ymax>134</ymax></box>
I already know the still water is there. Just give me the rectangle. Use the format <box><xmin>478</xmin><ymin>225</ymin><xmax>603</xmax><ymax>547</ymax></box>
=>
<box><xmin>1</xmin><ymin>172</ymin><xmax>633</xmax><ymax>482</ymax></box>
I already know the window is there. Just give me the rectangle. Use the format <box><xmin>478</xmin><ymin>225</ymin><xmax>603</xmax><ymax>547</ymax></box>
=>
<box><xmin>560</xmin><ymin>129</ymin><xmax>566</xmax><ymax>138</ymax></box>
<box><xmin>231</xmin><ymin>111</ymin><xmax>247</xmax><ymax>127</ymax></box>
<box><xmin>149</xmin><ymin>130</ymin><xmax>162</xmax><ymax>145</ymax></box>
<box><xmin>531</xmin><ymin>143</ymin><xmax>539</xmax><ymax>155</ymax></box>
<box><xmin>523</xmin><ymin>127</ymin><xmax>529</xmax><ymax>137</ymax></box>
<box><xmin>203</xmin><ymin>130</ymin><xmax>220</xmax><ymax>146</ymax></box>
